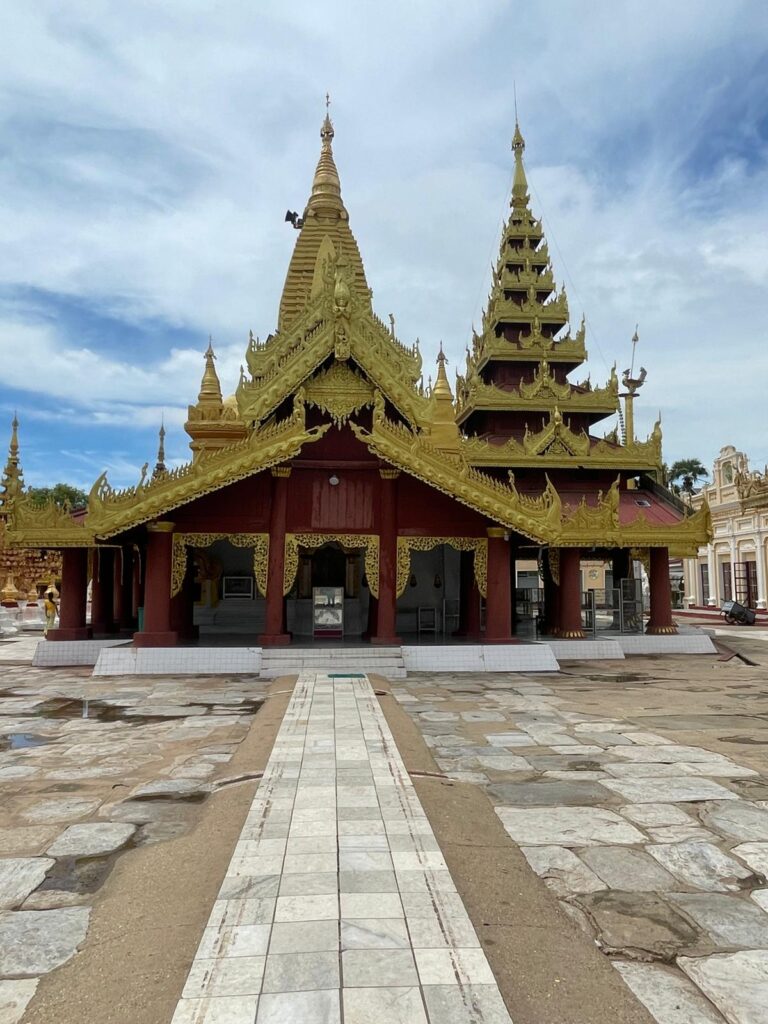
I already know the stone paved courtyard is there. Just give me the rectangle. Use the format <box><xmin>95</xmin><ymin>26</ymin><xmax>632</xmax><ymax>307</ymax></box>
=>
<box><xmin>393</xmin><ymin>643</ymin><xmax>768</xmax><ymax>1023</ymax></box>
<box><xmin>0</xmin><ymin>634</ymin><xmax>767</xmax><ymax>1022</ymax></box>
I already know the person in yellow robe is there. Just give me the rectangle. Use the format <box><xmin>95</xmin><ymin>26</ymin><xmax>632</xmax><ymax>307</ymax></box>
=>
<box><xmin>43</xmin><ymin>591</ymin><xmax>58</xmax><ymax>635</ymax></box>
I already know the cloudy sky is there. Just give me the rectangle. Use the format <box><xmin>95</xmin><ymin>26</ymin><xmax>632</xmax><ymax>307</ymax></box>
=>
<box><xmin>2</xmin><ymin>0</ymin><xmax>767</xmax><ymax>490</ymax></box>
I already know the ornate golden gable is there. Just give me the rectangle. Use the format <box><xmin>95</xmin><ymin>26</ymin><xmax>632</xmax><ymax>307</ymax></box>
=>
<box><xmin>305</xmin><ymin>361</ymin><xmax>374</xmax><ymax>426</ymax></box>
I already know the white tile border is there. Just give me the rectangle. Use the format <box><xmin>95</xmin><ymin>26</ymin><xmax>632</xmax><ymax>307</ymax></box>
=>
<box><xmin>402</xmin><ymin>644</ymin><xmax>559</xmax><ymax>673</ymax></box>
<box><xmin>617</xmin><ymin>634</ymin><xmax>717</xmax><ymax>655</ymax></box>
<box><xmin>31</xmin><ymin>638</ymin><xmax>130</xmax><ymax>667</ymax></box>
<box><xmin>93</xmin><ymin>647</ymin><xmax>262</xmax><ymax>676</ymax></box>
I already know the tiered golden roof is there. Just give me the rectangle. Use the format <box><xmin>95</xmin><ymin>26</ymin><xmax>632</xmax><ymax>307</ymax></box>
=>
<box><xmin>0</xmin><ymin>110</ymin><xmax>711</xmax><ymax>558</ymax></box>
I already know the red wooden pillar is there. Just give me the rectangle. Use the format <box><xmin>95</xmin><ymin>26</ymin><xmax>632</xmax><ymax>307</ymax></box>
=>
<box><xmin>646</xmin><ymin>546</ymin><xmax>677</xmax><ymax>634</ymax></box>
<box><xmin>559</xmin><ymin>547</ymin><xmax>586</xmax><ymax>639</ymax></box>
<box><xmin>485</xmin><ymin>529</ymin><xmax>514</xmax><ymax>643</ymax></box>
<box><xmin>47</xmin><ymin>548</ymin><xmax>90</xmax><ymax>641</ymax></box>
<box><xmin>260</xmin><ymin>467</ymin><xmax>291</xmax><ymax>646</ymax></box>
<box><xmin>132</xmin><ymin>547</ymin><xmax>143</xmax><ymax>620</ymax></box>
<box><xmin>372</xmin><ymin>468</ymin><xmax>401</xmax><ymax>645</ymax></box>
<box><xmin>134</xmin><ymin>523</ymin><xmax>178</xmax><ymax>647</ymax></box>
<box><xmin>542</xmin><ymin>552</ymin><xmax>559</xmax><ymax>636</ymax></box>
<box><xmin>114</xmin><ymin>547</ymin><xmax>135</xmax><ymax>632</ymax></box>
<box><xmin>363</xmin><ymin>596</ymin><xmax>377</xmax><ymax>641</ymax></box>
<box><xmin>91</xmin><ymin>548</ymin><xmax>116</xmax><ymax>635</ymax></box>
<box><xmin>170</xmin><ymin>548</ymin><xmax>198</xmax><ymax>641</ymax></box>
<box><xmin>509</xmin><ymin>537</ymin><xmax>518</xmax><ymax>637</ymax></box>
<box><xmin>456</xmin><ymin>550</ymin><xmax>481</xmax><ymax>639</ymax></box>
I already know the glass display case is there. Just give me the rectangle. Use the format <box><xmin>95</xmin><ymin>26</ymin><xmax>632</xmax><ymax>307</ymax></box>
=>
<box><xmin>312</xmin><ymin>586</ymin><xmax>344</xmax><ymax>639</ymax></box>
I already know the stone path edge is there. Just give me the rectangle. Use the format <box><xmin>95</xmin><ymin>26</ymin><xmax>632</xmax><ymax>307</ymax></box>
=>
<box><xmin>372</xmin><ymin>674</ymin><xmax>657</xmax><ymax>1024</ymax></box>
<box><xmin>20</xmin><ymin>675</ymin><xmax>298</xmax><ymax>1024</ymax></box>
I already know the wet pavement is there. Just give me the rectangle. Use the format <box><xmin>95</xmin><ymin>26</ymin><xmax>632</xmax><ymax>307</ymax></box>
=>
<box><xmin>0</xmin><ymin>657</ymin><xmax>269</xmax><ymax>1021</ymax></box>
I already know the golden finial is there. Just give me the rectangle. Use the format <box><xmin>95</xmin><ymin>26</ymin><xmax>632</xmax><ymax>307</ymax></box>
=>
<box><xmin>9</xmin><ymin>412</ymin><xmax>18</xmax><ymax>460</ymax></box>
<box><xmin>198</xmin><ymin>338</ymin><xmax>223</xmax><ymax>404</ymax></box>
<box><xmin>309</xmin><ymin>96</ymin><xmax>342</xmax><ymax>211</ymax></box>
<box><xmin>153</xmin><ymin>419</ymin><xmax>167</xmax><ymax>479</ymax></box>
<box><xmin>511</xmin><ymin>114</ymin><xmax>529</xmax><ymax>212</ymax></box>
<box><xmin>433</xmin><ymin>343</ymin><xmax>452</xmax><ymax>397</ymax></box>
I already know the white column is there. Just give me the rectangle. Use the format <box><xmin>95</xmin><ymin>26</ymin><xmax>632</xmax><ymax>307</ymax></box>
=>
<box><xmin>707</xmin><ymin>546</ymin><xmax>717</xmax><ymax>606</ymax></box>
<box><xmin>756</xmin><ymin>535</ymin><xmax>767</xmax><ymax>609</ymax></box>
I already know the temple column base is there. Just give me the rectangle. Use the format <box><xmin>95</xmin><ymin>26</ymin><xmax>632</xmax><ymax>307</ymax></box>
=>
<box><xmin>47</xmin><ymin>627</ymin><xmax>92</xmax><ymax>642</ymax></box>
<box><xmin>645</xmin><ymin>624</ymin><xmax>678</xmax><ymax>635</ymax></box>
<box><xmin>91</xmin><ymin>623</ymin><xmax>117</xmax><ymax>637</ymax></box>
<box><xmin>483</xmin><ymin>635</ymin><xmax>518</xmax><ymax>645</ymax></box>
<box><xmin>133</xmin><ymin>631</ymin><xmax>179</xmax><ymax>648</ymax></box>
<box><xmin>558</xmin><ymin>629</ymin><xmax>586</xmax><ymax>640</ymax></box>
<box><xmin>371</xmin><ymin>635</ymin><xmax>401</xmax><ymax>646</ymax></box>
<box><xmin>259</xmin><ymin>633</ymin><xmax>291</xmax><ymax>647</ymax></box>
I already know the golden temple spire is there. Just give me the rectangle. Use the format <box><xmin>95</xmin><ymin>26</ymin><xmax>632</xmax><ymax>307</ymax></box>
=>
<box><xmin>277</xmin><ymin>102</ymin><xmax>369</xmax><ymax>332</ymax></box>
<box><xmin>0</xmin><ymin>413</ymin><xmax>24</xmax><ymax>511</ymax></box>
<box><xmin>308</xmin><ymin>96</ymin><xmax>343</xmax><ymax>214</ymax></box>
<box><xmin>511</xmin><ymin>119</ymin><xmax>530</xmax><ymax>213</ymax></box>
<box><xmin>153</xmin><ymin>420</ymin><xmax>167</xmax><ymax>479</ymax></box>
<box><xmin>427</xmin><ymin>345</ymin><xmax>460</xmax><ymax>452</ymax></box>
<box><xmin>198</xmin><ymin>338</ymin><xmax>223</xmax><ymax>405</ymax></box>
<box><xmin>433</xmin><ymin>343</ymin><xmax>452</xmax><ymax>397</ymax></box>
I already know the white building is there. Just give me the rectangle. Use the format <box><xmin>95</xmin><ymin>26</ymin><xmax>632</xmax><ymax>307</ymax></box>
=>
<box><xmin>683</xmin><ymin>445</ymin><xmax>767</xmax><ymax>609</ymax></box>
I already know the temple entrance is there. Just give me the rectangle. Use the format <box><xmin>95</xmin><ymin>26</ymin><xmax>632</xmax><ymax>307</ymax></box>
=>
<box><xmin>395</xmin><ymin>543</ymin><xmax>462</xmax><ymax>640</ymax></box>
<box><xmin>310</xmin><ymin>544</ymin><xmax>347</xmax><ymax>589</ymax></box>
<box><xmin>288</xmin><ymin>542</ymin><xmax>370</xmax><ymax>639</ymax></box>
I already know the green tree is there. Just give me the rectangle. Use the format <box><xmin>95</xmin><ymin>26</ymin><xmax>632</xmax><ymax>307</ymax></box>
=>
<box><xmin>27</xmin><ymin>483</ymin><xmax>88</xmax><ymax>511</ymax></box>
<box><xmin>668</xmin><ymin>458</ymin><xmax>709</xmax><ymax>495</ymax></box>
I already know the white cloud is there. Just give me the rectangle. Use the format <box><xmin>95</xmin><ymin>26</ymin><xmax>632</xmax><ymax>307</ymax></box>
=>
<box><xmin>1</xmin><ymin>0</ymin><xmax>767</xmax><ymax>483</ymax></box>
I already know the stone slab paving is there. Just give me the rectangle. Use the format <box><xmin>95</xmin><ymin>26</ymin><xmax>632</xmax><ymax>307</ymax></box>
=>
<box><xmin>392</xmin><ymin>661</ymin><xmax>768</xmax><ymax>1024</ymax></box>
<box><xmin>171</xmin><ymin>672</ymin><xmax>513</xmax><ymax>1024</ymax></box>
<box><xmin>0</xmin><ymin>662</ymin><xmax>270</xmax><ymax>1023</ymax></box>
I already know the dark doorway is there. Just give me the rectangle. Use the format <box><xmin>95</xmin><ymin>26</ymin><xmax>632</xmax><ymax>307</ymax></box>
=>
<box><xmin>311</xmin><ymin>544</ymin><xmax>347</xmax><ymax>589</ymax></box>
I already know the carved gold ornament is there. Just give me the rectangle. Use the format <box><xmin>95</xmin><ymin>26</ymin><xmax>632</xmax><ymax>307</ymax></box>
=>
<box><xmin>396</xmin><ymin>537</ymin><xmax>487</xmax><ymax>598</ymax></box>
<box><xmin>547</xmin><ymin>548</ymin><xmax>561</xmax><ymax>585</ymax></box>
<box><xmin>283</xmin><ymin>533</ymin><xmax>380</xmax><ymax>598</ymax></box>
<box><xmin>171</xmin><ymin>533</ymin><xmax>269</xmax><ymax>597</ymax></box>
<box><xmin>305</xmin><ymin>362</ymin><xmax>374</xmax><ymax>426</ymax></box>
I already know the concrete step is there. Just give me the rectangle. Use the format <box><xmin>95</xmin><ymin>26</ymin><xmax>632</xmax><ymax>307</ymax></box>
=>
<box><xmin>260</xmin><ymin>645</ymin><xmax>406</xmax><ymax>679</ymax></box>
<box><xmin>261</xmin><ymin>665</ymin><xmax>407</xmax><ymax>679</ymax></box>
<box><xmin>264</xmin><ymin>647</ymin><xmax>401</xmax><ymax>659</ymax></box>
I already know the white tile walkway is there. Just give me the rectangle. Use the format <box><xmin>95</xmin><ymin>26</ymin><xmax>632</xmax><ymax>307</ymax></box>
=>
<box><xmin>171</xmin><ymin>671</ymin><xmax>513</xmax><ymax>1023</ymax></box>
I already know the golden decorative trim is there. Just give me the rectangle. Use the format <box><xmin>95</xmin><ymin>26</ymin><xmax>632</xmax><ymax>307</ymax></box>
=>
<box><xmin>646</xmin><ymin>625</ymin><xmax>678</xmax><ymax>635</ymax></box>
<box><xmin>80</xmin><ymin>394</ymin><xmax>328</xmax><ymax>539</ymax></box>
<box><xmin>379</xmin><ymin>468</ymin><xmax>400</xmax><ymax>480</ymax></box>
<box><xmin>559</xmin><ymin>629</ymin><xmax>586</xmax><ymax>639</ymax></box>
<box><xmin>305</xmin><ymin>361</ymin><xmax>374</xmax><ymax>426</ymax></box>
<box><xmin>518</xmin><ymin>360</ymin><xmax>572</xmax><ymax>401</ymax></box>
<box><xmin>171</xmin><ymin>533</ymin><xmax>270</xmax><ymax>597</ymax></box>
<box><xmin>350</xmin><ymin>411</ymin><xmax>559</xmax><ymax>544</ymax></box>
<box><xmin>252</xmin><ymin>534</ymin><xmax>270</xmax><ymax>597</ymax></box>
<box><xmin>283</xmin><ymin>533</ymin><xmax>380</xmax><ymax>598</ymax></box>
<box><xmin>456</xmin><ymin>370</ymin><xmax>619</xmax><ymax>420</ymax></box>
<box><xmin>271</xmin><ymin>466</ymin><xmax>292</xmax><ymax>478</ymax></box>
<box><xmin>396</xmin><ymin>536</ymin><xmax>487</xmax><ymax>598</ymax></box>
<box><xmin>486</xmin><ymin>528</ymin><xmax>506</xmax><ymax>539</ymax></box>
<box><xmin>548</xmin><ymin>548</ymin><xmax>561</xmax><ymax>586</ymax></box>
